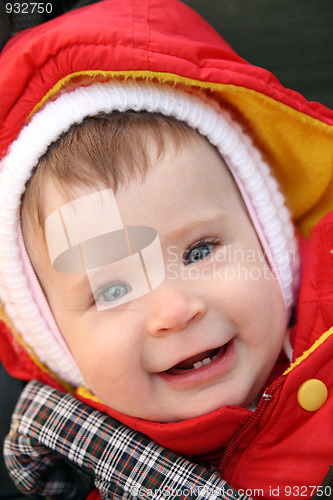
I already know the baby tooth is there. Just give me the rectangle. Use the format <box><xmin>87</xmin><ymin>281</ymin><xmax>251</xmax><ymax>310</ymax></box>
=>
<box><xmin>193</xmin><ymin>357</ymin><xmax>212</xmax><ymax>370</ymax></box>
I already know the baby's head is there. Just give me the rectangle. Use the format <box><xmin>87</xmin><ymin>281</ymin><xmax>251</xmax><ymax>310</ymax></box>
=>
<box><xmin>7</xmin><ymin>81</ymin><xmax>299</xmax><ymax>422</ymax></box>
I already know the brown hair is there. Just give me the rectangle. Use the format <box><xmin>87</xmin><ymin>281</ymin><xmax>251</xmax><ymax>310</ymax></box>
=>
<box><xmin>21</xmin><ymin>111</ymin><xmax>195</xmax><ymax>237</ymax></box>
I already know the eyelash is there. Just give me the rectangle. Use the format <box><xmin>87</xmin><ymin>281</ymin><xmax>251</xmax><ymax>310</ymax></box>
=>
<box><xmin>183</xmin><ymin>236</ymin><xmax>223</xmax><ymax>264</ymax></box>
<box><xmin>88</xmin><ymin>278</ymin><xmax>129</xmax><ymax>308</ymax></box>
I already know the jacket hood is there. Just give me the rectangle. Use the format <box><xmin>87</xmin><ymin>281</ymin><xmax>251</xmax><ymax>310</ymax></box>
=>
<box><xmin>0</xmin><ymin>0</ymin><xmax>332</xmax><ymax>393</ymax></box>
<box><xmin>0</xmin><ymin>0</ymin><xmax>332</xmax><ymax>236</ymax></box>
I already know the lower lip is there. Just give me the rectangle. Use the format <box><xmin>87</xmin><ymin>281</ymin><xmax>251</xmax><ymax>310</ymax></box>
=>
<box><xmin>156</xmin><ymin>339</ymin><xmax>235</xmax><ymax>389</ymax></box>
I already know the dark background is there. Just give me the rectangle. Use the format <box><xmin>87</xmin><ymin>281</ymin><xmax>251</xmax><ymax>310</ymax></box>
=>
<box><xmin>186</xmin><ymin>0</ymin><xmax>333</xmax><ymax>109</ymax></box>
<box><xmin>0</xmin><ymin>0</ymin><xmax>332</xmax><ymax>498</ymax></box>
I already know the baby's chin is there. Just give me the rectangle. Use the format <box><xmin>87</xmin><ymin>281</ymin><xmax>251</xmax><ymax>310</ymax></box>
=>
<box><xmin>147</xmin><ymin>395</ymin><xmax>254</xmax><ymax>423</ymax></box>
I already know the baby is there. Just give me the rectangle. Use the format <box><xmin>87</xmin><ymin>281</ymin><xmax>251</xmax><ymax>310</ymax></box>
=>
<box><xmin>21</xmin><ymin>89</ymin><xmax>292</xmax><ymax>424</ymax></box>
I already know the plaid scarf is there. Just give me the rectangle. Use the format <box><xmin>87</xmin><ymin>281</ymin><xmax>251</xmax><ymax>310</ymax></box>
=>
<box><xmin>3</xmin><ymin>380</ymin><xmax>252</xmax><ymax>500</ymax></box>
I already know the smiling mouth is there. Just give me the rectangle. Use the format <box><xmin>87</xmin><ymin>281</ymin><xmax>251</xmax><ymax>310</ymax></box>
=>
<box><xmin>166</xmin><ymin>344</ymin><xmax>228</xmax><ymax>375</ymax></box>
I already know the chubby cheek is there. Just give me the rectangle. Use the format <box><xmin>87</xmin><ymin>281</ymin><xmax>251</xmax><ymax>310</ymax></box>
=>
<box><xmin>219</xmin><ymin>260</ymin><xmax>286</xmax><ymax>345</ymax></box>
<box><xmin>83</xmin><ymin>356</ymin><xmax>151</xmax><ymax>415</ymax></box>
<box><xmin>241</xmin><ymin>274</ymin><xmax>287</xmax><ymax>362</ymax></box>
<box><xmin>233</xmin><ymin>271</ymin><xmax>286</xmax><ymax>404</ymax></box>
<box><xmin>76</xmin><ymin>344</ymin><xmax>139</xmax><ymax>407</ymax></box>
<box><xmin>68</xmin><ymin>312</ymin><xmax>147</xmax><ymax>397</ymax></box>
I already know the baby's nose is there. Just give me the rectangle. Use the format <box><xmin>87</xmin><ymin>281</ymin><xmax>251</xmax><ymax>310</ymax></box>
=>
<box><xmin>146</xmin><ymin>287</ymin><xmax>205</xmax><ymax>336</ymax></box>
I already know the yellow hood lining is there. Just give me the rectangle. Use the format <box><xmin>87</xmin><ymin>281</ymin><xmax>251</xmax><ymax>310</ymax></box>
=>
<box><xmin>284</xmin><ymin>326</ymin><xmax>333</xmax><ymax>376</ymax></box>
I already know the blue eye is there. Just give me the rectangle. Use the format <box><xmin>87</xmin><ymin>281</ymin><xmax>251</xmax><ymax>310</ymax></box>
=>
<box><xmin>184</xmin><ymin>243</ymin><xmax>214</xmax><ymax>265</ymax></box>
<box><xmin>99</xmin><ymin>283</ymin><xmax>131</xmax><ymax>302</ymax></box>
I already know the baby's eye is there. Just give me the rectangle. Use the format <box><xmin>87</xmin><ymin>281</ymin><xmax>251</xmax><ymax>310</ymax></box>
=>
<box><xmin>97</xmin><ymin>283</ymin><xmax>131</xmax><ymax>303</ymax></box>
<box><xmin>184</xmin><ymin>243</ymin><xmax>215</xmax><ymax>265</ymax></box>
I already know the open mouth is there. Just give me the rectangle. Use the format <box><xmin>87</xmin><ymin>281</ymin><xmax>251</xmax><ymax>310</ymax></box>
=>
<box><xmin>166</xmin><ymin>344</ymin><xmax>228</xmax><ymax>375</ymax></box>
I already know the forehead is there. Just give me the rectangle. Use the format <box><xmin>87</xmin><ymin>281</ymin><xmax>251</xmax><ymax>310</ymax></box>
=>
<box><xmin>113</xmin><ymin>133</ymin><xmax>245</xmax><ymax>229</ymax></box>
<box><xmin>41</xmin><ymin>131</ymin><xmax>244</xmax><ymax>235</ymax></box>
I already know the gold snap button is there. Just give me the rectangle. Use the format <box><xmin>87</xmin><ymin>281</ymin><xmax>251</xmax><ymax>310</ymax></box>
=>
<box><xmin>297</xmin><ymin>379</ymin><xmax>328</xmax><ymax>412</ymax></box>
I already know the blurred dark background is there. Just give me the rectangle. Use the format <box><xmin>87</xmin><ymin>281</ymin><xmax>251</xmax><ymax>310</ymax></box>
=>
<box><xmin>0</xmin><ymin>0</ymin><xmax>332</xmax><ymax>498</ymax></box>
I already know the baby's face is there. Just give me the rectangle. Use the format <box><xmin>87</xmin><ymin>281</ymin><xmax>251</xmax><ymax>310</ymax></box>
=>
<box><xmin>26</xmin><ymin>133</ymin><xmax>287</xmax><ymax>422</ymax></box>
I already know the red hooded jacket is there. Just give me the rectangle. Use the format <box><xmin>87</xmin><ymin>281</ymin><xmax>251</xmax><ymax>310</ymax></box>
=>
<box><xmin>0</xmin><ymin>1</ymin><xmax>333</xmax><ymax>498</ymax></box>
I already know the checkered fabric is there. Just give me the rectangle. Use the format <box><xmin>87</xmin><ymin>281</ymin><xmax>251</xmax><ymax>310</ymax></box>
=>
<box><xmin>3</xmin><ymin>380</ymin><xmax>253</xmax><ymax>500</ymax></box>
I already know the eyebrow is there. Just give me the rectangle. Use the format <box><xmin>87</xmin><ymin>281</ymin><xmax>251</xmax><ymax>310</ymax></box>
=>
<box><xmin>164</xmin><ymin>214</ymin><xmax>229</xmax><ymax>242</ymax></box>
